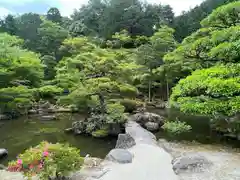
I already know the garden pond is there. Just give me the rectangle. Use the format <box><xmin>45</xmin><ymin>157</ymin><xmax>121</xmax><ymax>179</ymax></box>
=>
<box><xmin>0</xmin><ymin>109</ymin><xmax>239</xmax><ymax>166</ymax></box>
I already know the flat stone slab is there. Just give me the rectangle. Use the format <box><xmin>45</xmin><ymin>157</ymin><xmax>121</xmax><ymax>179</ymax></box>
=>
<box><xmin>115</xmin><ymin>134</ymin><xmax>136</xmax><ymax>149</ymax></box>
<box><xmin>105</xmin><ymin>149</ymin><xmax>133</xmax><ymax>164</ymax></box>
<box><xmin>125</xmin><ymin>121</ymin><xmax>157</xmax><ymax>146</ymax></box>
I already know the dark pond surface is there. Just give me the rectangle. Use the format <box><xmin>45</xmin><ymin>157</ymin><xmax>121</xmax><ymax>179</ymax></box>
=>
<box><xmin>151</xmin><ymin>108</ymin><xmax>240</xmax><ymax>148</ymax></box>
<box><xmin>0</xmin><ymin>113</ymin><xmax>116</xmax><ymax>165</ymax></box>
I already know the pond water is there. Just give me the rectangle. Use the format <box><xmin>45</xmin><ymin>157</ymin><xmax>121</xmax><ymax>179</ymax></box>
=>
<box><xmin>0</xmin><ymin>113</ymin><xmax>116</xmax><ymax>165</ymax></box>
<box><xmin>151</xmin><ymin>108</ymin><xmax>240</xmax><ymax>148</ymax></box>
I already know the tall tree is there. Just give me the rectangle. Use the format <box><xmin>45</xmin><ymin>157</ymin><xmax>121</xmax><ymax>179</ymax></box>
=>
<box><xmin>46</xmin><ymin>7</ymin><xmax>62</xmax><ymax>24</ymax></box>
<box><xmin>71</xmin><ymin>0</ymin><xmax>174</xmax><ymax>38</ymax></box>
<box><xmin>173</xmin><ymin>0</ymin><xmax>237</xmax><ymax>41</ymax></box>
<box><xmin>136</xmin><ymin>26</ymin><xmax>177</xmax><ymax>101</ymax></box>
<box><xmin>0</xmin><ymin>15</ymin><xmax>17</xmax><ymax>35</ymax></box>
<box><xmin>15</xmin><ymin>13</ymin><xmax>43</xmax><ymax>51</ymax></box>
<box><xmin>37</xmin><ymin>20</ymin><xmax>69</xmax><ymax>57</ymax></box>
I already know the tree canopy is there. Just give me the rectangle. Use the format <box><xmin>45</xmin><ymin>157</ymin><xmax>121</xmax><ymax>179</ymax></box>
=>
<box><xmin>170</xmin><ymin>1</ymin><xmax>240</xmax><ymax>133</ymax></box>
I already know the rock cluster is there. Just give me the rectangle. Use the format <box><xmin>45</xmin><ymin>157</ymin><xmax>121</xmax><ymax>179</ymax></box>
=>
<box><xmin>131</xmin><ymin>112</ymin><xmax>165</xmax><ymax>132</ymax></box>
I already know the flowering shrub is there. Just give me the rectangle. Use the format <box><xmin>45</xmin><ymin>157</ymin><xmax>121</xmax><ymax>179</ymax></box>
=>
<box><xmin>7</xmin><ymin>141</ymin><xmax>84</xmax><ymax>179</ymax></box>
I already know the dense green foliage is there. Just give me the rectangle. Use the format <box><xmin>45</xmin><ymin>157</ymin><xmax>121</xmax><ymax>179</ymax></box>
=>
<box><xmin>0</xmin><ymin>0</ymin><xmax>240</xmax><ymax>139</ymax></box>
<box><xmin>0</xmin><ymin>33</ymin><xmax>43</xmax><ymax>115</ymax></box>
<box><xmin>71</xmin><ymin>0</ymin><xmax>174</xmax><ymax>38</ymax></box>
<box><xmin>173</xmin><ymin>0</ymin><xmax>237</xmax><ymax>41</ymax></box>
<box><xmin>170</xmin><ymin>1</ymin><xmax>240</xmax><ymax>134</ymax></box>
<box><xmin>162</xmin><ymin>121</ymin><xmax>192</xmax><ymax>135</ymax></box>
<box><xmin>8</xmin><ymin>141</ymin><xmax>84</xmax><ymax>179</ymax></box>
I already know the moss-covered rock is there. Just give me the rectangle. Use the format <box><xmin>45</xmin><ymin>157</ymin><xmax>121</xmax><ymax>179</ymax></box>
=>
<box><xmin>92</xmin><ymin>129</ymin><xmax>109</xmax><ymax>138</ymax></box>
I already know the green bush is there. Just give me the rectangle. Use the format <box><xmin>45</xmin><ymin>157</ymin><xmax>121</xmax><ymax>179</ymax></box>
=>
<box><xmin>170</xmin><ymin>64</ymin><xmax>240</xmax><ymax>133</ymax></box>
<box><xmin>0</xmin><ymin>86</ymin><xmax>33</xmax><ymax>115</ymax></box>
<box><xmin>83</xmin><ymin>103</ymin><xmax>127</xmax><ymax>135</ymax></box>
<box><xmin>8</xmin><ymin>141</ymin><xmax>84</xmax><ymax>179</ymax></box>
<box><xmin>106</xmin><ymin>103</ymin><xmax>127</xmax><ymax>124</ymax></box>
<box><xmin>120</xmin><ymin>99</ymin><xmax>143</xmax><ymax>113</ymax></box>
<box><xmin>162</xmin><ymin>121</ymin><xmax>192</xmax><ymax>135</ymax></box>
<box><xmin>57</xmin><ymin>86</ymin><xmax>100</xmax><ymax>113</ymax></box>
<box><xmin>37</xmin><ymin>85</ymin><xmax>63</xmax><ymax>98</ymax></box>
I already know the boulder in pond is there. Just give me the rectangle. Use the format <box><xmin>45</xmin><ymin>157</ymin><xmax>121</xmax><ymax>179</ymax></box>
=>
<box><xmin>64</xmin><ymin>128</ymin><xmax>73</xmax><ymax>133</ymax></box>
<box><xmin>39</xmin><ymin>101</ymin><xmax>51</xmax><ymax>109</ymax></box>
<box><xmin>132</xmin><ymin>112</ymin><xmax>164</xmax><ymax>127</ymax></box>
<box><xmin>105</xmin><ymin>149</ymin><xmax>133</xmax><ymax>164</ymax></box>
<box><xmin>0</xmin><ymin>114</ymin><xmax>10</xmax><ymax>121</ymax></box>
<box><xmin>172</xmin><ymin>154</ymin><xmax>213</xmax><ymax>174</ymax></box>
<box><xmin>40</xmin><ymin>115</ymin><xmax>57</xmax><ymax>121</ymax></box>
<box><xmin>115</xmin><ymin>133</ymin><xmax>136</xmax><ymax>149</ymax></box>
<box><xmin>0</xmin><ymin>149</ymin><xmax>8</xmax><ymax>159</ymax></box>
<box><xmin>155</xmin><ymin>102</ymin><xmax>166</xmax><ymax>109</ymax></box>
<box><xmin>72</xmin><ymin>121</ymin><xmax>85</xmax><ymax>135</ymax></box>
<box><xmin>28</xmin><ymin>109</ymin><xmax>38</xmax><ymax>114</ymax></box>
<box><xmin>108</xmin><ymin>123</ymin><xmax>122</xmax><ymax>136</ymax></box>
<box><xmin>144</xmin><ymin>122</ymin><xmax>159</xmax><ymax>132</ymax></box>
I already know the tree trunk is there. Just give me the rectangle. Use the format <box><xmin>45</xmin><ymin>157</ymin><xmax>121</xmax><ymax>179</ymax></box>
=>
<box><xmin>166</xmin><ymin>76</ymin><xmax>169</xmax><ymax>99</ymax></box>
<box><xmin>148</xmin><ymin>69</ymin><xmax>153</xmax><ymax>102</ymax></box>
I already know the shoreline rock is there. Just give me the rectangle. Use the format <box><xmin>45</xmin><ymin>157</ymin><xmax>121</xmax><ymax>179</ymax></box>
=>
<box><xmin>0</xmin><ymin>115</ymin><xmax>10</xmax><ymax>121</ymax></box>
<box><xmin>115</xmin><ymin>134</ymin><xmax>136</xmax><ymax>149</ymax></box>
<box><xmin>0</xmin><ymin>149</ymin><xmax>8</xmax><ymax>160</ymax></box>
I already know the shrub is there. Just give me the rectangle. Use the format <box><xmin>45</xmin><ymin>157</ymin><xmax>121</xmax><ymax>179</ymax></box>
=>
<box><xmin>106</xmin><ymin>103</ymin><xmax>127</xmax><ymax>124</ymax></box>
<box><xmin>37</xmin><ymin>85</ymin><xmax>63</xmax><ymax>98</ymax></box>
<box><xmin>0</xmin><ymin>86</ymin><xmax>33</xmax><ymax>115</ymax></box>
<box><xmin>78</xmin><ymin>103</ymin><xmax>127</xmax><ymax>135</ymax></box>
<box><xmin>120</xmin><ymin>99</ymin><xmax>143</xmax><ymax>113</ymax></box>
<box><xmin>162</xmin><ymin>121</ymin><xmax>192</xmax><ymax>135</ymax></box>
<box><xmin>7</xmin><ymin>141</ymin><xmax>84</xmax><ymax>179</ymax></box>
<box><xmin>57</xmin><ymin>87</ymin><xmax>100</xmax><ymax>113</ymax></box>
<box><xmin>170</xmin><ymin>64</ymin><xmax>240</xmax><ymax>133</ymax></box>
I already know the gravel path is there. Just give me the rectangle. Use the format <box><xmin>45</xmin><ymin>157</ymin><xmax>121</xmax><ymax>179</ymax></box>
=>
<box><xmin>158</xmin><ymin>140</ymin><xmax>240</xmax><ymax>180</ymax></box>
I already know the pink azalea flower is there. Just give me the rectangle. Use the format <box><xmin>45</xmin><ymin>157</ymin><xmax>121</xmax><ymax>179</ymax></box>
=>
<box><xmin>38</xmin><ymin>164</ymin><xmax>43</xmax><ymax>169</ymax></box>
<box><xmin>17</xmin><ymin>159</ymin><xmax>23</xmax><ymax>165</ymax></box>
<box><xmin>43</xmin><ymin>151</ymin><xmax>49</xmax><ymax>157</ymax></box>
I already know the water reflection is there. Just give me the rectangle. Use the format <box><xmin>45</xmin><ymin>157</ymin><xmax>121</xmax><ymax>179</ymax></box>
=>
<box><xmin>0</xmin><ymin>113</ymin><xmax>116</xmax><ymax>165</ymax></box>
<box><xmin>150</xmin><ymin>108</ymin><xmax>240</xmax><ymax>148</ymax></box>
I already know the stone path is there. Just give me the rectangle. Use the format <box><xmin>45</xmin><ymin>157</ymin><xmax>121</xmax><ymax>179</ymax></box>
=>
<box><xmin>97</xmin><ymin>121</ymin><xmax>178</xmax><ymax>180</ymax></box>
<box><xmin>99</xmin><ymin>143</ymin><xmax>178</xmax><ymax>180</ymax></box>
